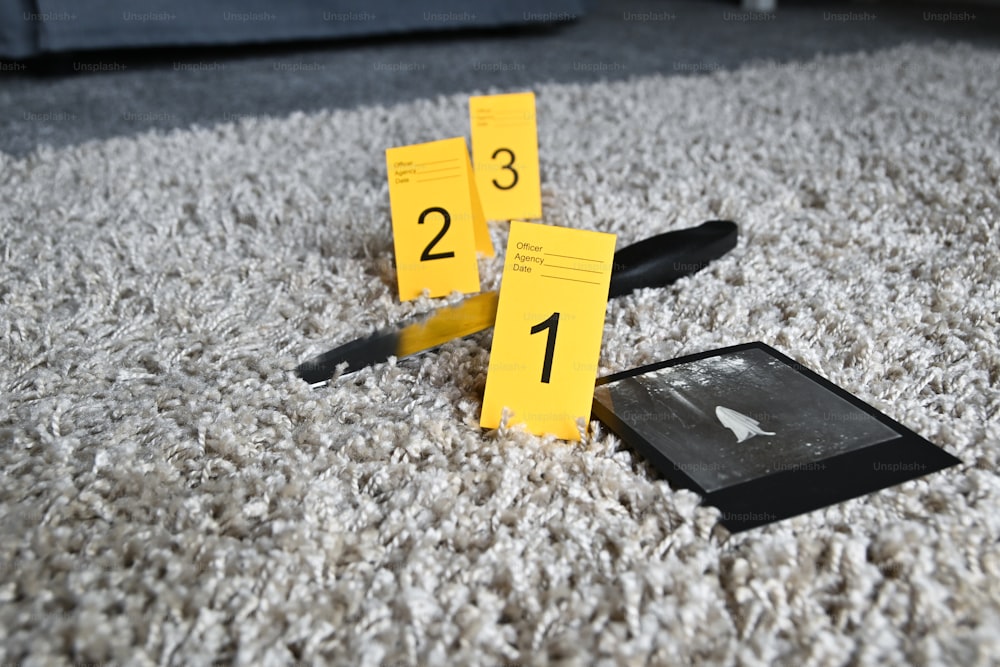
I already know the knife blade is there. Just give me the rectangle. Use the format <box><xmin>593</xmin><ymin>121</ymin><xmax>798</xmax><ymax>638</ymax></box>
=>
<box><xmin>296</xmin><ymin>219</ymin><xmax>738</xmax><ymax>384</ymax></box>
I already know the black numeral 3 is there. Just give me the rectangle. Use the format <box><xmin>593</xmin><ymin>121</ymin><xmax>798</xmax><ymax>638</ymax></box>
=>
<box><xmin>491</xmin><ymin>148</ymin><xmax>519</xmax><ymax>191</ymax></box>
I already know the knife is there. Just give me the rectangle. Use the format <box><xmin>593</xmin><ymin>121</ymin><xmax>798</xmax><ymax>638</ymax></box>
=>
<box><xmin>296</xmin><ymin>219</ymin><xmax>738</xmax><ymax>384</ymax></box>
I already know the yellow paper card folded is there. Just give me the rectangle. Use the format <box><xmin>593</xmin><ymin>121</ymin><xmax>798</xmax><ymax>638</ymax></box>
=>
<box><xmin>386</xmin><ymin>137</ymin><xmax>493</xmax><ymax>301</ymax></box>
<box><xmin>470</xmin><ymin>92</ymin><xmax>542</xmax><ymax>221</ymax></box>
<box><xmin>480</xmin><ymin>221</ymin><xmax>616</xmax><ymax>440</ymax></box>
<box><xmin>465</xmin><ymin>147</ymin><xmax>494</xmax><ymax>258</ymax></box>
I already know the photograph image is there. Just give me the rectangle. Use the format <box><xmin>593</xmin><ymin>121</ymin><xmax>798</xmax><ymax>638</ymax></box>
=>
<box><xmin>601</xmin><ymin>346</ymin><xmax>902</xmax><ymax>492</ymax></box>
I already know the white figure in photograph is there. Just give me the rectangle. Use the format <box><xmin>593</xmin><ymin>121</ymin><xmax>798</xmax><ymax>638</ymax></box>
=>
<box><xmin>715</xmin><ymin>406</ymin><xmax>775</xmax><ymax>443</ymax></box>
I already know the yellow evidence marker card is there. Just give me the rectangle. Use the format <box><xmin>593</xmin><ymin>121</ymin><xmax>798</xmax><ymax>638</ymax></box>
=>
<box><xmin>470</xmin><ymin>92</ymin><xmax>542</xmax><ymax>221</ymax></box>
<box><xmin>386</xmin><ymin>137</ymin><xmax>493</xmax><ymax>302</ymax></box>
<box><xmin>480</xmin><ymin>221</ymin><xmax>616</xmax><ymax>440</ymax></box>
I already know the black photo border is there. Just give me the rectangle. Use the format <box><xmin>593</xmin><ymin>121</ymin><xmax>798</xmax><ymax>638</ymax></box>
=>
<box><xmin>592</xmin><ymin>342</ymin><xmax>962</xmax><ymax>532</ymax></box>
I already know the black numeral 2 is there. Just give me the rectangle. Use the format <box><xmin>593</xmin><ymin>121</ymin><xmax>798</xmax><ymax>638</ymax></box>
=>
<box><xmin>418</xmin><ymin>207</ymin><xmax>455</xmax><ymax>261</ymax></box>
<box><xmin>530</xmin><ymin>311</ymin><xmax>559</xmax><ymax>383</ymax></box>
<box><xmin>491</xmin><ymin>148</ymin><xmax>519</xmax><ymax>191</ymax></box>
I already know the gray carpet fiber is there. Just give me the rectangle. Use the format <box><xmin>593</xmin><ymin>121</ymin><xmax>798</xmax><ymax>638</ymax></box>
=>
<box><xmin>2</xmin><ymin>42</ymin><xmax>999</xmax><ymax>665</ymax></box>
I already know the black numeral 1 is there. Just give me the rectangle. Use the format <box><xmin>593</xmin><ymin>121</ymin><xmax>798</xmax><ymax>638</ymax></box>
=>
<box><xmin>530</xmin><ymin>311</ymin><xmax>559</xmax><ymax>383</ymax></box>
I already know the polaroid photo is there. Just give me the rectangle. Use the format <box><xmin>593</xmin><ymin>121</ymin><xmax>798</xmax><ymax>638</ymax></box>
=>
<box><xmin>592</xmin><ymin>342</ymin><xmax>961</xmax><ymax>532</ymax></box>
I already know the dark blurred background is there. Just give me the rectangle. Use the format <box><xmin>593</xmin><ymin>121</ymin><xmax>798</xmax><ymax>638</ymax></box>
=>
<box><xmin>1</xmin><ymin>0</ymin><xmax>998</xmax><ymax>157</ymax></box>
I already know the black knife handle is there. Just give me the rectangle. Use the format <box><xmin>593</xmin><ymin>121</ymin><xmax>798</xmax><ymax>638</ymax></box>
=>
<box><xmin>608</xmin><ymin>220</ymin><xmax>738</xmax><ymax>298</ymax></box>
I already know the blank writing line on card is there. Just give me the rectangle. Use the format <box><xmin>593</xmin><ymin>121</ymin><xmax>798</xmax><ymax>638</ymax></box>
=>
<box><xmin>419</xmin><ymin>166</ymin><xmax>462</xmax><ymax>174</ymax></box>
<box><xmin>546</xmin><ymin>253</ymin><xmax>601</xmax><ymax>262</ymax></box>
<box><xmin>545</xmin><ymin>265</ymin><xmax>603</xmax><ymax>274</ymax></box>
<box><xmin>417</xmin><ymin>174</ymin><xmax>462</xmax><ymax>183</ymax></box>
<box><xmin>415</xmin><ymin>158</ymin><xmax>460</xmax><ymax>167</ymax></box>
<box><xmin>414</xmin><ymin>162</ymin><xmax>462</xmax><ymax>182</ymax></box>
<box><xmin>541</xmin><ymin>251</ymin><xmax>606</xmax><ymax>284</ymax></box>
<box><xmin>413</xmin><ymin>158</ymin><xmax>461</xmax><ymax>182</ymax></box>
<box><xmin>540</xmin><ymin>274</ymin><xmax>601</xmax><ymax>285</ymax></box>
